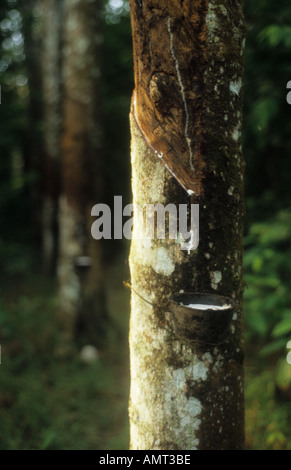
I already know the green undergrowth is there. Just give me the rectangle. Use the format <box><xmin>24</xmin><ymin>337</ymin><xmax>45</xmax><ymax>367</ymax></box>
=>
<box><xmin>245</xmin><ymin>351</ymin><xmax>291</xmax><ymax>450</ymax></box>
<box><xmin>0</xmin><ymin>258</ymin><xmax>130</xmax><ymax>450</ymax></box>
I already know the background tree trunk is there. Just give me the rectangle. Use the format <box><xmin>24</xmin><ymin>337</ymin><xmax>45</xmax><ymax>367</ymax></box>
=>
<box><xmin>21</xmin><ymin>0</ymin><xmax>44</xmax><ymax>247</ymax></box>
<box><xmin>58</xmin><ymin>0</ymin><xmax>107</xmax><ymax>347</ymax></box>
<box><xmin>41</xmin><ymin>0</ymin><xmax>63</xmax><ymax>275</ymax></box>
<box><xmin>129</xmin><ymin>0</ymin><xmax>246</xmax><ymax>450</ymax></box>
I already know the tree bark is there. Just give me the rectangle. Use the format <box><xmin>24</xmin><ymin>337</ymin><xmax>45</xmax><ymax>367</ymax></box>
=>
<box><xmin>129</xmin><ymin>0</ymin><xmax>246</xmax><ymax>450</ymax></box>
<box><xmin>58</xmin><ymin>0</ymin><xmax>107</xmax><ymax>346</ymax></box>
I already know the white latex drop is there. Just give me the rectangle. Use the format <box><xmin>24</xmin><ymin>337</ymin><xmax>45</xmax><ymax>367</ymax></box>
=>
<box><xmin>182</xmin><ymin>303</ymin><xmax>231</xmax><ymax>311</ymax></box>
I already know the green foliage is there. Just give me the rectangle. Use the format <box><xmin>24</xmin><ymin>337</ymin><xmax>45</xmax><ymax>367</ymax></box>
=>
<box><xmin>244</xmin><ymin>0</ymin><xmax>291</xmax><ymax>223</ymax></box>
<box><xmin>244</xmin><ymin>209</ymin><xmax>291</xmax><ymax>354</ymax></box>
<box><xmin>259</xmin><ymin>25</ymin><xmax>291</xmax><ymax>48</ymax></box>
<box><xmin>245</xmin><ymin>366</ymin><xmax>291</xmax><ymax>450</ymax></box>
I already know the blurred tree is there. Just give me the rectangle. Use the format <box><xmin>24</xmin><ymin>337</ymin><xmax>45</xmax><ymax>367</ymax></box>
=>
<box><xmin>102</xmin><ymin>1</ymin><xmax>133</xmax><ymax>202</ymax></box>
<box><xmin>97</xmin><ymin>1</ymin><xmax>133</xmax><ymax>261</ymax></box>
<box><xmin>40</xmin><ymin>0</ymin><xmax>63</xmax><ymax>275</ymax></box>
<box><xmin>0</xmin><ymin>0</ymin><xmax>33</xmax><ymax>265</ymax></box>
<box><xmin>129</xmin><ymin>0</ymin><xmax>245</xmax><ymax>450</ymax></box>
<box><xmin>20</xmin><ymin>0</ymin><xmax>44</xmax><ymax>246</ymax></box>
<box><xmin>57</xmin><ymin>0</ymin><xmax>108</xmax><ymax>347</ymax></box>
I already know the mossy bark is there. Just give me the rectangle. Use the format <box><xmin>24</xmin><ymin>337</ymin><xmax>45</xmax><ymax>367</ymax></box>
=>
<box><xmin>129</xmin><ymin>0</ymin><xmax>246</xmax><ymax>450</ymax></box>
<box><xmin>57</xmin><ymin>0</ymin><xmax>107</xmax><ymax>347</ymax></box>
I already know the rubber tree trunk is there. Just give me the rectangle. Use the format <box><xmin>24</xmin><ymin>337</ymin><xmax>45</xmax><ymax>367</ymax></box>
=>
<box><xmin>129</xmin><ymin>0</ymin><xmax>246</xmax><ymax>450</ymax></box>
<box><xmin>41</xmin><ymin>0</ymin><xmax>63</xmax><ymax>275</ymax></box>
<box><xmin>58</xmin><ymin>0</ymin><xmax>107</xmax><ymax>347</ymax></box>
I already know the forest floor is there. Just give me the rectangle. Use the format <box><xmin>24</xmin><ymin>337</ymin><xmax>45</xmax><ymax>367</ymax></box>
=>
<box><xmin>0</xmin><ymin>247</ymin><xmax>291</xmax><ymax>450</ymax></box>
<box><xmin>0</xmin><ymin>249</ymin><xmax>131</xmax><ymax>450</ymax></box>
